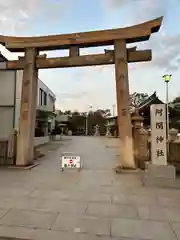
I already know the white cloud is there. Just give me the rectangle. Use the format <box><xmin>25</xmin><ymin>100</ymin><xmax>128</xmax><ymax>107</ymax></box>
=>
<box><xmin>0</xmin><ymin>0</ymin><xmax>39</xmax><ymax>35</ymax></box>
<box><xmin>0</xmin><ymin>0</ymin><xmax>73</xmax><ymax>35</ymax></box>
<box><xmin>103</xmin><ymin>0</ymin><xmax>168</xmax><ymax>21</ymax></box>
<box><xmin>0</xmin><ymin>0</ymin><xmax>73</xmax><ymax>60</ymax></box>
<box><xmin>0</xmin><ymin>0</ymin><xmax>180</xmax><ymax>112</ymax></box>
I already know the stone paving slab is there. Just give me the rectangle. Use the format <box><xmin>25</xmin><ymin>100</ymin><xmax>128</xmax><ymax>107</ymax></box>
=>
<box><xmin>30</xmin><ymin>189</ymin><xmax>112</xmax><ymax>203</ymax></box>
<box><xmin>138</xmin><ymin>205</ymin><xmax>180</xmax><ymax>222</ymax></box>
<box><xmin>0</xmin><ymin>197</ymin><xmax>44</xmax><ymax>212</ymax></box>
<box><xmin>0</xmin><ymin>188</ymin><xmax>30</xmax><ymax>198</ymax></box>
<box><xmin>0</xmin><ymin>210</ymin><xmax>57</xmax><ymax>230</ymax></box>
<box><xmin>38</xmin><ymin>199</ymin><xmax>87</xmax><ymax>214</ymax></box>
<box><xmin>0</xmin><ymin>226</ymin><xmax>112</xmax><ymax>240</ymax></box>
<box><xmin>157</xmin><ymin>195</ymin><xmax>180</xmax><ymax>207</ymax></box>
<box><xmin>51</xmin><ymin>215</ymin><xmax>111</xmax><ymax>236</ymax></box>
<box><xmin>86</xmin><ymin>202</ymin><xmax>138</xmax><ymax>218</ymax></box>
<box><xmin>12</xmin><ymin>197</ymin><xmax>42</xmax><ymax>211</ymax></box>
<box><xmin>30</xmin><ymin>189</ymin><xmax>69</xmax><ymax>200</ymax></box>
<box><xmin>112</xmin><ymin>193</ymin><xmax>157</xmax><ymax>205</ymax></box>
<box><xmin>171</xmin><ymin>222</ymin><xmax>180</xmax><ymax>240</ymax></box>
<box><xmin>62</xmin><ymin>191</ymin><xmax>112</xmax><ymax>203</ymax></box>
<box><xmin>0</xmin><ymin>210</ymin><xmax>9</xmax><ymax>220</ymax></box>
<box><xmin>0</xmin><ymin>198</ymin><xmax>14</xmax><ymax>209</ymax></box>
<box><xmin>111</xmin><ymin>218</ymin><xmax>177</xmax><ymax>239</ymax></box>
<box><xmin>0</xmin><ymin>238</ymin><xmax>30</xmax><ymax>240</ymax></box>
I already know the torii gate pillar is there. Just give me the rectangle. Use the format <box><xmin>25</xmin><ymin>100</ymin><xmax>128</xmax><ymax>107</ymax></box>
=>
<box><xmin>16</xmin><ymin>48</ymin><xmax>38</xmax><ymax>166</ymax></box>
<box><xmin>114</xmin><ymin>40</ymin><xmax>135</xmax><ymax>169</ymax></box>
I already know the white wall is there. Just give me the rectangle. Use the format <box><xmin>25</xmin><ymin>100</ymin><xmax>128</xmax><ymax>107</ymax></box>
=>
<box><xmin>37</xmin><ymin>79</ymin><xmax>56</xmax><ymax>111</ymax></box>
<box><xmin>14</xmin><ymin>72</ymin><xmax>56</xmax><ymax>131</ymax></box>
<box><xmin>0</xmin><ymin>70</ymin><xmax>16</xmax><ymax>138</ymax></box>
<box><xmin>0</xmin><ymin>107</ymin><xmax>14</xmax><ymax>138</ymax></box>
<box><xmin>14</xmin><ymin>70</ymin><xmax>23</xmax><ymax>130</ymax></box>
<box><xmin>0</xmin><ymin>70</ymin><xmax>15</xmax><ymax>106</ymax></box>
<box><xmin>0</xmin><ymin>69</ymin><xmax>56</xmax><ymax>138</ymax></box>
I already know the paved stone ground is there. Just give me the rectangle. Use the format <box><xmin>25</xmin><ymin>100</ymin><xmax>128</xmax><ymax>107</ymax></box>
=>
<box><xmin>0</xmin><ymin>136</ymin><xmax>180</xmax><ymax>240</ymax></box>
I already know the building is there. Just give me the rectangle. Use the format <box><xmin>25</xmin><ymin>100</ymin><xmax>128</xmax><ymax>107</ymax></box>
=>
<box><xmin>105</xmin><ymin>92</ymin><xmax>165</xmax><ymax>136</ymax></box>
<box><xmin>137</xmin><ymin>92</ymin><xmax>180</xmax><ymax>130</ymax></box>
<box><xmin>0</xmin><ymin>53</ymin><xmax>56</xmax><ymax>146</ymax></box>
<box><xmin>35</xmin><ymin>79</ymin><xmax>56</xmax><ymax>140</ymax></box>
<box><xmin>137</xmin><ymin>91</ymin><xmax>163</xmax><ymax>127</ymax></box>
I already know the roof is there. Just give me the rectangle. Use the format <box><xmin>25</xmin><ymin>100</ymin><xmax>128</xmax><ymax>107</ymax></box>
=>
<box><xmin>106</xmin><ymin>116</ymin><xmax>117</xmax><ymax>120</ymax></box>
<box><xmin>0</xmin><ymin>52</ymin><xmax>7</xmax><ymax>62</ymax></box>
<box><xmin>138</xmin><ymin>91</ymin><xmax>163</xmax><ymax>111</ymax></box>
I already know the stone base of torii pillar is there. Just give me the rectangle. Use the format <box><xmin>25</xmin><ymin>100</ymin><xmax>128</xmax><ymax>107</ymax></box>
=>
<box><xmin>142</xmin><ymin>163</ymin><xmax>177</xmax><ymax>188</ymax></box>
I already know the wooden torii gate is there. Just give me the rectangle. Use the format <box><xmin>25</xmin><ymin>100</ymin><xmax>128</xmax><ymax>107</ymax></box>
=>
<box><xmin>0</xmin><ymin>17</ymin><xmax>163</xmax><ymax>168</ymax></box>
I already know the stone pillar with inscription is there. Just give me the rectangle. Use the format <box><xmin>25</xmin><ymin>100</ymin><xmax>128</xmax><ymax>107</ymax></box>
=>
<box><xmin>142</xmin><ymin>104</ymin><xmax>176</xmax><ymax>187</ymax></box>
<box><xmin>151</xmin><ymin>104</ymin><xmax>167</xmax><ymax>165</ymax></box>
<box><xmin>16</xmin><ymin>48</ymin><xmax>38</xmax><ymax>166</ymax></box>
<box><xmin>114</xmin><ymin>40</ymin><xmax>135</xmax><ymax>170</ymax></box>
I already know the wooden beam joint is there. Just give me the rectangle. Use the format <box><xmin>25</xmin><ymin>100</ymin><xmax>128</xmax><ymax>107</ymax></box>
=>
<box><xmin>69</xmin><ymin>46</ymin><xmax>79</xmax><ymax>57</ymax></box>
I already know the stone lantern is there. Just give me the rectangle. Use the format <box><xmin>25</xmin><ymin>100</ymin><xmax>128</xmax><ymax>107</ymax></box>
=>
<box><xmin>94</xmin><ymin>124</ymin><xmax>100</xmax><ymax>136</ymax></box>
<box><xmin>131</xmin><ymin>110</ymin><xmax>149</xmax><ymax>168</ymax></box>
<box><xmin>131</xmin><ymin>110</ymin><xmax>144</xmax><ymax>129</ymax></box>
<box><xmin>169</xmin><ymin>128</ymin><xmax>178</xmax><ymax>141</ymax></box>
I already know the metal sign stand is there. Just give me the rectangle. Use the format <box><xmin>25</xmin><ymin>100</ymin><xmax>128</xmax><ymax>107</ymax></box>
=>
<box><xmin>61</xmin><ymin>152</ymin><xmax>82</xmax><ymax>172</ymax></box>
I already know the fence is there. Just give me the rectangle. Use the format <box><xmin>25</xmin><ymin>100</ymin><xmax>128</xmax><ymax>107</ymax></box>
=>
<box><xmin>0</xmin><ymin>130</ymin><xmax>17</xmax><ymax>166</ymax></box>
<box><xmin>0</xmin><ymin>139</ymin><xmax>8</xmax><ymax>165</ymax></box>
<box><xmin>8</xmin><ymin>130</ymin><xmax>17</xmax><ymax>165</ymax></box>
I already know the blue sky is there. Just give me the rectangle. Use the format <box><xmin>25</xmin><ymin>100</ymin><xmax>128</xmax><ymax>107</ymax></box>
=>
<box><xmin>1</xmin><ymin>0</ymin><xmax>180</xmax><ymax>112</ymax></box>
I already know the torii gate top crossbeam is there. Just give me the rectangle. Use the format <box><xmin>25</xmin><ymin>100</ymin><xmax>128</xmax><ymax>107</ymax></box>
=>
<box><xmin>0</xmin><ymin>17</ymin><xmax>163</xmax><ymax>52</ymax></box>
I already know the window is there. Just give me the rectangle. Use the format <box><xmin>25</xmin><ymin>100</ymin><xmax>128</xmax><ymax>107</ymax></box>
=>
<box><xmin>44</xmin><ymin>92</ymin><xmax>47</xmax><ymax>105</ymax></box>
<box><xmin>39</xmin><ymin>88</ymin><xmax>47</xmax><ymax>106</ymax></box>
<box><xmin>49</xmin><ymin>94</ymin><xmax>55</xmax><ymax>109</ymax></box>
<box><xmin>39</xmin><ymin>88</ymin><xmax>43</xmax><ymax>106</ymax></box>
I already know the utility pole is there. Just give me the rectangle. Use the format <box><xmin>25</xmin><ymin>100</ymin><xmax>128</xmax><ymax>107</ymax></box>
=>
<box><xmin>112</xmin><ymin>104</ymin><xmax>116</xmax><ymax>117</ymax></box>
<box><xmin>85</xmin><ymin>105</ymin><xmax>92</xmax><ymax>136</ymax></box>
<box><xmin>162</xmin><ymin>74</ymin><xmax>172</xmax><ymax>156</ymax></box>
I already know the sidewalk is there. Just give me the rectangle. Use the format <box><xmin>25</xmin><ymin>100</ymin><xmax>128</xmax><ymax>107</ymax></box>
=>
<box><xmin>0</xmin><ymin>136</ymin><xmax>180</xmax><ymax>239</ymax></box>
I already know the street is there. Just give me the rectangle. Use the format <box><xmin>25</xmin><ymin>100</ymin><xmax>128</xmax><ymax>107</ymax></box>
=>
<box><xmin>0</xmin><ymin>136</ymin><xmax>180</xmax><ymax>239</ymax></box>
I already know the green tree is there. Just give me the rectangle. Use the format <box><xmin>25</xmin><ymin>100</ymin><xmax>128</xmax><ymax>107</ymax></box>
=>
<box><xmin>96</xmin><ymin>109</ymin><xmax>111</xmax><ymax>117</ymax></box>
<box><xmin>172</xmin><ymin>96</ymin><xmax>180</xmax><ymax>104</ymax></box>
<box><xmin>64</xmin><ymin>108</ymin><xmax>110</xmax><ymax>135</ymax></box>
<box><xmin>130</xmin><ymin>92</ymin><xmax>149</xmax><ymax>107</ymax></box>
<box><xmin>64</xmin><ymin>110</ymin><xmax>72</xmax><ymax>115</ymax></box>
<box><xmin>72</xmin><ymin>110</ymin><xmax>80</xmax><ymax>116</ymax></box>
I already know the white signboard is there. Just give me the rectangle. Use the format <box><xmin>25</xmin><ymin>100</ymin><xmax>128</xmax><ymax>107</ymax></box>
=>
<box><xmin>61</xmin><ymin>152</ymin><xmax>81</xmax><ymax>169</ymax></box>
<box><xmin>150</xmin><ymin>104</ymin><xmax>167</xmax><ymax>165</ymax></box>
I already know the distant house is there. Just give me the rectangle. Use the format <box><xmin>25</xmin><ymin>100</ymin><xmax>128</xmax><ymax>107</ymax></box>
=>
<box><xmin>0</xmin><ymin>53</ymin><xmax>56</xmax><ymax>146</ymax></box>
<box><xmin>105</xmin><ymin>92</ymin><xmax>165</xmax><ymax>136</ymax></box>
<box><xmin>137</xmin><ymin>91</ymin><xmax>163</xmax><ymax>127</ymax></box>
